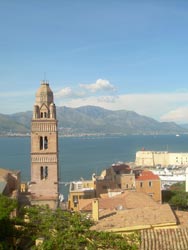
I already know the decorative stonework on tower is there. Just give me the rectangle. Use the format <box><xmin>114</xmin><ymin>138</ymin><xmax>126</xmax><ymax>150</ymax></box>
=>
<box><xmin>30</xmin><ymin>81</ymin><xmax>59</xmax><ymax>208</ymax></box>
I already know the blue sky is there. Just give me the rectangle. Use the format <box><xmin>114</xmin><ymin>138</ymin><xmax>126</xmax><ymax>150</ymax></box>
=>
<box><xmin>1</xmin><ymin>1</ymin><xmax>188</xmax><ymax>123</ymax></box>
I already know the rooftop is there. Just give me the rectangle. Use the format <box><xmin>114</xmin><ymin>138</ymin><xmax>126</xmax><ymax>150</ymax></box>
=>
<box><xmin>136</xmin><ymin>170</ymin><xmax>160</xmax><ymax>181</ymax></box>
<box><xmin>140</xmin><ymin>228</ymin><xmax>188</xmax><ymax>250</ymax></box>
<box><xmin>79</xmin><ymin>190</ymin><xmax>159</xmax><ymax>211</ymax></box>
<box><xmin>91</xmin><ymin>203</ymin><xmax>176</xmax><ymax>232</ymax></box>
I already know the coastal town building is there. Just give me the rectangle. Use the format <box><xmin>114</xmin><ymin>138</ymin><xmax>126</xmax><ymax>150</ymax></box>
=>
<box><xmin>136</xmin><ymin>150</ymin><xmax>188</xmax><ymax>167</ymax></box>
<box><xmin>135</xmin><ymin>170</ymin><xmax>161</xmax><ymax>203</ymax></box>
<box><xmin>68</xmin><ymin>180</ymin><xmax>95</xmax><ymax>211</ymax></box>
<box><xmin>68</xmin><ymin>163</ymin><xmax>161</xmax><ymax>211</ymax></box>
<box><xmin>29</xmin><ymin>81</ymin><xmax>59</xmax><ymax>208</ymax></box>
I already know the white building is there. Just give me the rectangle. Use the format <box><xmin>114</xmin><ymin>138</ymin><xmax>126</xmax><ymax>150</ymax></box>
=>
<box><xmin>136</xmin><ymin>151</ymin><xmax>188</xmax><ymax>167</ymax></box>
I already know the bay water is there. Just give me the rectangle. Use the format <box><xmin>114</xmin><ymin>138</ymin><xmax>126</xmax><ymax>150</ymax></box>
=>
<box><xmin>0</xmin><ymin>135</ymin><xmax>188</xmax><ymax>198</ymax></box>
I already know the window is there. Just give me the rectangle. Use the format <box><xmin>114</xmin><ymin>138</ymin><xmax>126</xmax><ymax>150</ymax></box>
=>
<box><xmin>149</xmin><ymin>181</ymin><xmax>152</xmax><ymax>187</ymax></box>
<box><xmin>73</xmin><ymin>195</ymin><xmax>78</xmax><ymax>207</ymax></box>
<box><xmin>45</xmin><ymin>166</ymin><xmax>48</xmax><ymax>179</ymax></box>
<box><xmin>40</xmin><ymin>166</ymin><xmax>44</xmax><ymax>180</ymax></box>
<box><xmin>40</xmin><ymin>166</ymin><xmax>48</xmax><ymax>180</ymax></box>
<box><xmin>39</xmin><ymin>136</ymin><xmax>48</xmax><ymax>150</ymax></box>
<box><xmin>40</xmin><ymin>136</ymin><xmax>43</xmax><ymax>150</ymax></box>
<box><xmin>140</xmin><ymin>182</ymin><xmax>143</xmax><ymax>188</ymax></box>
<box><xmin>44</xmin><ymin>136</ymin><xmax>48</xmax><ymax>149</ymax></box>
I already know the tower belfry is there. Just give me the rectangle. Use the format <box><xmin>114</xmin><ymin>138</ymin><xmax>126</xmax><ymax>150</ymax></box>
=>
<box><xmin>30</xmin><ymin>81</ymin><xmax>59</xmax><ymax>208</ymax></box>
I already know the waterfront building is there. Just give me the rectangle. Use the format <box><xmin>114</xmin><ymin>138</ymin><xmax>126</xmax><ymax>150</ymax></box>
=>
<box><xmin>29</xmin><ymin>81</ymin><xmax>59</xmax><ymax>208</ymax></box>
<box><xmin>136</xmin><ymin>150</ymin><xmax>188</xmax><ymax>167</ymax></box>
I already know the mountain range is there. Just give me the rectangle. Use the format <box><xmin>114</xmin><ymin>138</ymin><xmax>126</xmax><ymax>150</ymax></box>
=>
<box><xmin>0</xmin><ymin>105</ymin><xmax>187</xmax><ymax>136</ymax></box>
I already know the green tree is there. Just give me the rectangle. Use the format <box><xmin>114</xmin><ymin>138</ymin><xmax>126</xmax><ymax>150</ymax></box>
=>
<box><xmin>0</xmin><ymin>194</ymin><xmax>18</xmax><ymax>250</ymax></box>
<box><xmin>168</xmin><ymin>182</ymin><xmax>188</xmax><ymax>209</ymax></box>
<box><xmin>23</xmin><ymin>205</ymin><xmax>139</xmax><ymax>250</ymax></box>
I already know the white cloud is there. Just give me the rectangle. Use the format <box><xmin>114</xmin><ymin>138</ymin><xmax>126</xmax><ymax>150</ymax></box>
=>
<box><xmin>55</xmin><ymin>87</ymin><xmax>86</xmax><ymax>99</ymax></box>
<box><xmin>160</xmin><ymin>107</ymin><xmax>188</xmax><ymax>123</ymax></box>
<box><xmin>79</xmin><ymin>79</ymin><xmax>116</xmax><ymax>93</ymax></box>
<box><xmin>55</xmin><ymin>87</ymin><xmax>73</xmax><ymax>98</ymax></box>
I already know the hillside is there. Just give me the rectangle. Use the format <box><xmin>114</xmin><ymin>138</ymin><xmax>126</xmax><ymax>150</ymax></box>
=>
<box><xmin>0</xmin><ymin>106</ymin><xmax>187</xmax><ymax>136</ymax></box>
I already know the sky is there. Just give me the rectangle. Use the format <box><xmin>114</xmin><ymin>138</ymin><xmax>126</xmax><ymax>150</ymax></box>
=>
<box><xmin>1</xmin><ymin>1</ymin><xmax>188</xmax><ymax>124</ymax></box>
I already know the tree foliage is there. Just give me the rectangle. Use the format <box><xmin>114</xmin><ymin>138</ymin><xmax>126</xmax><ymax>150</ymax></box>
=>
<box><xmin>0</xmin><ymin>198</ymin><xmax>140</xmax><ymax>250</ymax></box>
<box><xmin>0</xmin><ymin>194</ymin><xmax>18</xmax><ymax>250</ymax></box>
<box><xmin>23</xmin><ymin>205</ymin><xmax>139</xmax><ymax>250</ymax></box>
<box><xmin>168</xmin><ymin>182</ymin><xmax>188</xmax><ymax>209</ymax></box>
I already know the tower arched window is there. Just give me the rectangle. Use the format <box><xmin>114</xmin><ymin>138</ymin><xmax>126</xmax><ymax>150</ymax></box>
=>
<box><xmin>40</xmin><ymin>166</ymin><xmax>44</xmax><ymax>180</ymax></box>
<box><xmin>40</xmin><ymin>136</ymin><xmax>43</xmax><ymax>150</ymax></box>
<box><xmin>44</xmin><ymin>136</ymin><xmax>48</xmax><ymax>149</ymax></box>
<box><xmin>40</xmin><ymin>166</ymin><xmax>48</xmax><ymax>180</ymax></box>
<box><xmin>45</xmin><ymin>166</ymin><xmax>48</xmax><ymax>179</ymax></box>
<box><xmin>39</xmin><ymin>136</ymin><xmax>48</xmax><ymax>150</ymax></box>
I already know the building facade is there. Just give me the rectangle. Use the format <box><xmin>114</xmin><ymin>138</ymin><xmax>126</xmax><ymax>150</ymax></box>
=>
<box><xmin>136</xmin><ymin>150</ymin><xmax>188</xmax><ymax>167</ymax></box>
<box><xmin>135</xmin><ymin>170</ymin><xmax>161</xmax><ymax>203</ymax></box>
<box><xmin>30</xmin><ymin>82</ymin><xmax>59</xmax><ymax>208</ymax></box>
<box><xmin>68</xmin><ymin>180</ymin><xmax>96</xmax><ymax>211</ymax></box>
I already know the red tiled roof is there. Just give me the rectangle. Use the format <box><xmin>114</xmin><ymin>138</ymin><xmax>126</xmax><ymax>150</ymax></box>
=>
<box><xmin>79</xmin><ymin>190</ymin><xmax>158</xmax><ymax>211</ymax></box>
<box><xmin>91</xmin><ymin>203</ymin><xmax>176</xmax><ymax>231</ymax></box>
<box><xmin>136</xmin><ymin>170</ymin><xmax>159</xmax><ymax>181</ymax></box>
<box><xmin>140</xmin><ymin>228</ymin><xmax>188</xmax><ymax>250</ymax></box>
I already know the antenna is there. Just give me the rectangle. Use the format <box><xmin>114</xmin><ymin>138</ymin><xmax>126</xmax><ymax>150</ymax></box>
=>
<box><xmin>42</xmin><ymin>72</ymin><xmax>48</xmax><ymax>84</ymax></box>
<box><xmin>44</xmin><ymin>72</ymin><xmax>46</xmax><ymax>82</ymax></box>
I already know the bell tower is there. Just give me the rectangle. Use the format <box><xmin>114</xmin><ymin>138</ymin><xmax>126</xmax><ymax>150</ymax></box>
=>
<box><xmin>30</xmin><ymin>81</ymin><xmax>59</xmax><ymax>208</ymax></box>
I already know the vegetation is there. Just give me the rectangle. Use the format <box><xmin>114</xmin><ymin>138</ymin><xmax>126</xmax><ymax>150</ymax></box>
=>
<box><xmin>0</xmin><ymin>194</ymin><xmax>18</xmax><ymax>250</ymax></box>
<box><xmin>163</xmin><ymin>182</ymin><xmax>188</xmax><ymax>210</ymax></box>
<box><xmin>24</xmin><ymin>205</ymin><xmax>139</xmax><ymax>250</ymax></box>
<box><xmin>0</xmin><ymin>196</ymin><xmax>140</xmax><ymax>249</ymax></box>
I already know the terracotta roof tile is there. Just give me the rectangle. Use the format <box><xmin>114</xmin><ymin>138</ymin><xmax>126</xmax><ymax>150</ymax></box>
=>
<box><xmin>91</xmin><ymin>204</ymin><xmax>176</xmax><ymax>231</ymax></box>
<box><xmin>136</xmin><ymin>170</ymin><xmax>160</xmax><ymax>181</ymax></box>
<box><xmin>79</xmin><ymin>190</ymin><xmax>158</xmax><ymax>211</ymax></box>
<box><xmin>140</xmin><ymin>228</ymin><xmax>188</xmax><ymax>250</ymax></box>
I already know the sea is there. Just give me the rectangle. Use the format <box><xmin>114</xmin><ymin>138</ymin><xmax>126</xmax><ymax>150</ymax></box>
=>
<box><xmin>0</xmin><ymin>134</ymin><xmax>188</xmax><ymax>198</ymax></box>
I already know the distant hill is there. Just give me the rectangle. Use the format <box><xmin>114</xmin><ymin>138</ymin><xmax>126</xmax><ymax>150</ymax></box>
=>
<box><xmin>0</xmin><ymin>106</ymin><xmax>187</xmax><ymax>136</ymax></box>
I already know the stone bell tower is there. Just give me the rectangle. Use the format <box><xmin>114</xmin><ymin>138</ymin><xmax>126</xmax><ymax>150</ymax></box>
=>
<box><xmin>30</xmin><ymin>81</ymin><xmax>59</xmax><ymax>208</ymax></box>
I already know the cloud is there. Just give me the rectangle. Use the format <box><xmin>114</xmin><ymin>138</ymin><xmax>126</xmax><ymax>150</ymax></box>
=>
<box><xmin>55</xmin><ymin>87</ymin><xmax>85</xmax><ymax>99</ymax></box>
<box><xmin>55</xmin><ymin>87</ymin><xmax>73</xmax><ymax>98</ymax></box>
<box><xmin>97</xmin><ymin>95</ymin><xmax>119</xmax><ymax>103</ymax></box>
<box><xmin>55</xmin><ymin>79</ymin><xmax>116</xmax><ymax>100</ymax></box>
<box><xmin>160</xmin><ymin>107</ymin><xmax>188</xmax><ymax>123</ymax></box>
<box><xmin>79</xmin><ymin>79</ymin><xmax>116</xmax><ymax>93</ymax></box>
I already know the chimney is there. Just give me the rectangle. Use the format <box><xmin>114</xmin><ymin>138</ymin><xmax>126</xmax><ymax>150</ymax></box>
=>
<box><xmin>92</xmin><ymin>199</ymin><xmax>99</xmax><ymax>221</ymax></box>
